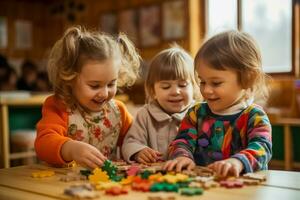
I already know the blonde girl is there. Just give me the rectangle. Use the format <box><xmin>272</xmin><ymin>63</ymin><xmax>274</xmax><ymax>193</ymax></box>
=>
<box><xmin>164</xmin><ymin>30</ymin><xmax>272</xmax><ymax>177</ymax></box>
<box><xmin>122</xmin><ymin>45</ymin><xmax>199</xmax><ymax>164</ymax></box>
<box><xmin>35</xmin><ymin>26</ymin><xmax>140</xmax><ymax>169</ymax></box>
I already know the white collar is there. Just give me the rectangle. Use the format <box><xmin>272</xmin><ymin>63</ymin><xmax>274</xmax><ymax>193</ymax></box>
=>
<box><xmin>147</xmin><ymin>100</ymin><xmax>191</xmax><ymax>122</ymax></box>
<box><xmin>211</xmin><ymin>97</ymin><xmax>254</xmax><ymax>116</ymax></box>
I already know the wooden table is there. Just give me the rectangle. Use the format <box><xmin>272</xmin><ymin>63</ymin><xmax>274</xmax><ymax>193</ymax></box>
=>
<box><xmin>0</xmin><ymin>164</ymin><xmax>300</xmax><ymax>200</ymax></box>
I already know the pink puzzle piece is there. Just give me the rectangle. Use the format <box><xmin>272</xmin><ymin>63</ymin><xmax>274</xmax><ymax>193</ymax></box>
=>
<box><xmin>127</xmin><ymin>165</ymin><xmax>140</xmax><ymax>176</ymax></box>
<box><xmin>220</xmin><ymin>180</ymin><xmax>243</xmax><ymax>188</ymax></box>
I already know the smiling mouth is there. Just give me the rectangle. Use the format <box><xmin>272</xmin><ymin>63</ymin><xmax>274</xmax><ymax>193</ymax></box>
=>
<box><xmin>168</xmin><ymin>99</ymin><xmax>183</xmax><ymax>103</ymax></box>
<box><xmin>92</xmin><ymin>99</ymin><xmax>106</xmax><ymax>105</ymax></box>
<box><xmin>207</xmin><ymin>98</ymin><xmax>220</xmax><ymax>102</ymax></box>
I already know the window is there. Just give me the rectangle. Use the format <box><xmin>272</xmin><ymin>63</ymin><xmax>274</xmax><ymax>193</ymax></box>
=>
<box><xmin>207</xmin><ymin>0</ymin><xmax>294</xmax><ymax>74</ymax></box>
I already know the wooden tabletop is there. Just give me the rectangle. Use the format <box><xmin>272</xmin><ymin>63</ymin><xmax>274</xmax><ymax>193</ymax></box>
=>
<box><xmin>0</xmin><ymin>164</ymin><xmax>299</xmax><ymax>200</ymax></box>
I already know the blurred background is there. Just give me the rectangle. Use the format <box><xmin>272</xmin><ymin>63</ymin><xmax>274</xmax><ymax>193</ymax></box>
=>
<box><xmin>0</xmin><ymin>0</ymin><xmax>299</xmax><ymax>170</ymax></box>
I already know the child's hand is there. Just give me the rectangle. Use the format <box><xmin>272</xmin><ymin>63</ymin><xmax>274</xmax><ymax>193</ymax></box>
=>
<box><xmin>207</xmin><ymin>158</ymin><xmax>244</xmax><ymax>177</ymax></box>
<box><xmin>61</xmin><ymin>140</ymin><xmax>107</xmax><ymax>169</ymax></box>
<box><xmin>163</xmin><ymin>156</ymin><xmax>196</xmax><ymax>172</ymax></box>
<box><xmin>133</xmin><ymin>147</ymin><xmax>162</xmax><ymax>164</ymax></box>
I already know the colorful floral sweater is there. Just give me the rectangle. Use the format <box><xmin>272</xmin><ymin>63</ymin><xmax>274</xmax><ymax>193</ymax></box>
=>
<box><xmin>35</xmin><ymin>95</ymin><xmax>132</xmax><ymax>165</ymax></box>
<box><xmin>168</xmin><ymin>102</ymin><xmax>272</xmax><ymax>173</ymax></box>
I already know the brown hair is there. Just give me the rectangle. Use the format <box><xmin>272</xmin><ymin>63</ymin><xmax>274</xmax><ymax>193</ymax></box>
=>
<box><xmin>145</xmin><ymin>45</ymin><xmax>199</xmax><ymax>102</ymax></box>
<box><xmin>195</xmin><ymin>30</ymin><xmax>269</xmax><ymax>100</ymax></box>
<box><xmin>47</xmin><ymin>26</ymin><xmax>140</xmax><ymax>108</ymax></box>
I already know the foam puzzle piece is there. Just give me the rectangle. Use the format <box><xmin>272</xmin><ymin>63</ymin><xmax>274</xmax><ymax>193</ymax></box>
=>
<box><xmin>237</xmin><ymin>178</ymin><xmax>260</xmax><ymax>185</ymax></box>
<box><xmin>88</xmin><ymin>168</ymin><xmax>109</xmax><ymax>183</ymax></box>
<box><xmin>188</xmin><ymin>181</ymin><xmax>202</xmax><ymax>188</ymax></box>
<box><xmin>150</xmin><ymin>182</ymin><xmax>179</xmax><ymax>192</ymax></box>
<box><xmin>105</xmin><ymin>186</ymin><xmax>128</xmax><ymax>195</ymax></box>
<box><xmin>202</xmin><ymin>180</ymin><xmax>220</xmax><ymax>189</ymax></box>
<box><xmin>120</xmin><ymin>175</ymin><xmax>135</xmax><ymax>185</ymax></box>
<box><xmin>31</xmin><ymin>170</ymin><xmax>55</xmax><ymax>178</ymax></box>
<box><xmin>131</xmin><ymin>181</ymin><xmax>152</xmax><ymax>192</ymax></box>
<box><xmin>127</xmin><ymin>165</ymin><xmax>140</xmax><ymax>176</ymax></box>
<box><xmin>180</xmin><ymin>187</ymin><xmax>204</xmax><ymax>196</ymax></box>
<box><xmin>158</xmin><ymin>173</ymin><xmax>189</xmax><ymax>184</ymax></box>
<box><xmin>64</xmin><ymin>184</ymin><xmax>98</xmax><ymax>199</ymax></box>
<box><xmin>95</xmin><ymin>181</ymin><xmax>121</xmax><ymax>190</ymax></box>
<box><xmin>243</xmin><ymin>173</ymin><xmax>266</xmax><ymax>182</ymax></box>
<box><xmin>60</xmin><ymin>172</ymin><xmax>86</xmax><ymax>182</ymax></box>
<box><xmin>220</xmin><ymin>180</ymin><xmax>243</xmax><ymax>188</ymax></box>
<box><xmin>193</xmin><ymin>166</ymin><xmax>215</xmax><ymax>177</ymax></box>
<box><xmin>80</xmin><ymin>169</ymin><xmax>92</xmax><ymax>177</ymax></box>
<box><xmin>102</xmin><ymin>160</ymin><xmax>118</xmax><ymax>179</ymax></box>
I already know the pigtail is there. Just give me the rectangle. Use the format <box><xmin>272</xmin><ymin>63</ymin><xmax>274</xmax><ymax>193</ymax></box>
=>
<box><xmin>116</xmin><ymin>33</ymin><xmax>141</xmax><ymax>87</ymax></box>
<box><xmin>47</xmin><ymin>26</ymin><xmax>84</xmax><ymax>107</ymax></box>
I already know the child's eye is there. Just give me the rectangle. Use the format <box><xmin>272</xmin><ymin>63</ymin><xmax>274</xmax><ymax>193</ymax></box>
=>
<box><xmin>199</xmin><ymin>81</ymin><xmax>206</xmax><ymax>86</ymax></box>
<box><xmin>179</xmin><ymin>83</ymin><xmax>187</xmax><ymax>87</ymax></box>
<box><xmin>89</xmin><ymin>85</ymin><xmax>99</xmax><ymax>89</ymax></box>
<box><xmin>161</xmin><ymin>85</ymin><xmax>171</xmax><ymax>89</ymax></box>
<box><xmin>178</xmin><ymin>81</ymin><xmax>188</xmax><ymax>87</ymax></box>
<box><xmin>108</xmin><ymin>82</ymin><xmax>116</xmax><ymax>88</ymax></box>
<box><xmin>212</xmin><ymin>82</ymin><xmax>222</xmax><ymax>86</ymax></box>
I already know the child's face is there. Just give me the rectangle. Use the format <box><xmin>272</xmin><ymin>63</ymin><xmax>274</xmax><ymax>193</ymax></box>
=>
<box><xmin>197</xmin><ymin>63</ymin><xmax>244</xmax><ymax>113</ymax></box>
<box><xmin>73</xmin><ymin>59</ymin><xmax>119</xmax><ymax>112</ymax></box>
<box><xmin>154</xmin><ymin>79</ymin><xmax>193</xmax><ymax>114</ymax></box>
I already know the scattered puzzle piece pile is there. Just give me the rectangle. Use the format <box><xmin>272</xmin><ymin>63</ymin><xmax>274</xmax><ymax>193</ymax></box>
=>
<box><xmin>31</xmin><ymin>160</ymin><xmax>267</xmax><ymax>199</ymax></box>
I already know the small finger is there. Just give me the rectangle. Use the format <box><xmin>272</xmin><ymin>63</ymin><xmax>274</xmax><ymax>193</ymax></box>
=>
<box><xmin>167</xmin><ymin>160</ymin><xmax>178</xmax><ymax>171</ymax></box>
<box><xmin>176</xmin><ymin>160</ymin><xmax>186</xmax><ymax>172</ymax></box>
<box><xmin>221</xmin><ymin>163</ymin><xmax>231</xmax><ymax>177</ymax></box>
<box><xmin>187</xmin><ymin>161</ymin><xmax>196</xmax><ymax>171</ymax></box>
<box><xmin>231</xmin><ymin>165</ymin><xmax>240</xmax><ymax>177</ymax></box>
<box><xmin>140</xmin><ymin>153</ymin><xmax>151</xmax><ymax>163</ymax></box>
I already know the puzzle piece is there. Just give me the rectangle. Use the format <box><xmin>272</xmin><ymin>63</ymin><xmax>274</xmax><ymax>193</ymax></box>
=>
<box><xmin>202</xmin><ymin>180</ymin><xmax>219</xmax><ymax>189</ymax></box>
<box><xmin>194</xmin><ymin>176</ymin><xmax>214</xmax><ymax>183</ymax></box>
<box><xmin>88</xmin><ymin>168</ymin><xmax>109</xmax><ymax>183</ymax></box>
<box><xmin>132</xmin><ymin>181</ymin><xmax>152</xmax><ymax>192</ymax></box>
<box><xmin>237</xmin><ymin>178</ymin><xmax>260</xmax><ymax>185</ymax></box>
<box><xmin>80</xmin><ymin>169</ymin><xmax>92</xmax><ymax>178</ymax></box>
<box><xmin>220</xmin><ymin>180</ymin><xmax>243</xmax><ymax>188</ymax></box>
<box><xmin>127</xmin><ymin>165</ymin><xmax>140</xmax><ymax>176</ymax></box>
<box><xmin>243</xmin><ymin>173</ymin><xmax>266</xmax><ymax>182</ymax></box>
<box><xmin>193</xmin><ymin>166</ymin><xmax>215</xmax><ymax>177</ymax></box>
<box><xmin>158</xmin><ymin>173</ymin><xmax>189</xmax><ymax>184</ymax></box>
<box><xmin>60</xmin><ymin>172</ymin><xmax>86</xmax><ymax>182</ymax></box>
<box><xmin>64</xmin><ymin>184</ymin><xmax>98</xmax><ymax>199</ymax></box>
<box><xmin>150</xmin><ymin>182</ymin><xmax>179</xmax><ymax>192</ymax></box>
<box><xmin>188</xmin><ymin>181</ymin><xmax>202</xmax><ymax>188</ymax></box>
<box><xmin>120</xmin><ymin>175</ymin><xmax>135</xmax><ymax>185</ymax></box>
<box><xmin>31</xmin><ymin>170</ymin><xmax>55</xmax><ymax>178</ymax></box>
<box><xmin>141</xmin><ymin>170</ymin><xmax>152</xmax><ymax>179</ymax></box>
<box><xmin>180</xmin><ymin>187</ymin><xmax>203</xmax><ymax>196</ymax></box>
<box><xmin>105</xmin><ymin>186</ymin><xmax>128</xmax><ymax>195</ymax></box>
<box><xmin>102</xmin><ymin>160</ymin><xmax>118</xmax><ymax>179</ymax></box>
<box><xmin>95</xmin><ymin>181</ymin><xmax>121</xmax><ymax>190</ymax></box>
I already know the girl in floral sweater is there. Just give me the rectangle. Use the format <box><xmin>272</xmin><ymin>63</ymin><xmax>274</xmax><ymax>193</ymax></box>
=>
<box><xmin>35</xmin><ymin>26</ymin><xmax>140</xmax><ymax>169</ymax></box>
<box><xmin>164</xmin><ymin>30</ymin><xmax>272</xmax><ymax>177</ymax></box>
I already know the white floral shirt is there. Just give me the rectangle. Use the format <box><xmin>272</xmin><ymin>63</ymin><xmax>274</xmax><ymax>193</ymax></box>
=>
<box><xmin>67</xmin><ymin>100</ymin><xmax>122</xmax><ymax>159</ymax></box>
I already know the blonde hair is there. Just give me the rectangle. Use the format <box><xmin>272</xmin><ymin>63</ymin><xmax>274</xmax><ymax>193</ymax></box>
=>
<box><xmin>145</xmin><ymin>45</ymin><xmax>199</xmax><ymax>102</ymax></box>
<box><xmin>195</xmin><ymin>30</ymin><xmax>269</xmax><ymax>100</ymax></box>
<box><xmin>47</xmin><ymin>26</ymin><xmax>140</xmax><ymax>108</ymax></box>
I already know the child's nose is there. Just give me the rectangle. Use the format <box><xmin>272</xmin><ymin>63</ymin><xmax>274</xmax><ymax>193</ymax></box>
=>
<box><xmin>97</xmin><ymin>86</ymin><xmax>108</xmax><ymax>98</ymax></box>
<box><xmin>203</xmin><ymin>85</ymin><xmax>213</xmax><ymax>94</ymax></box>
<box><xmin>170</xmin><ymin>86</ymin><xmax>180</xmax><ymax>95</ymax></box>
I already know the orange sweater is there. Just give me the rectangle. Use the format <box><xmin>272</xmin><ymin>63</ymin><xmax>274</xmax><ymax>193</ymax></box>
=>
<box><xmin>35</xmin><ymin>95</ymin><xmax>132</xmax><ymax>165</ymax></box>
